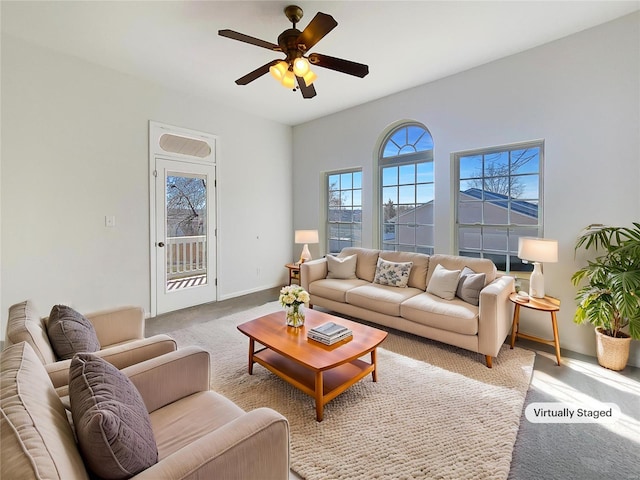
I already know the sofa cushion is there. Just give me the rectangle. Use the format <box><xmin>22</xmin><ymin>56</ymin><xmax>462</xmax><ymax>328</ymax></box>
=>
<box><xmin>309</xmin><ymin>278</ymin><xmax>369</xmax><ymax>303</ymax></box>
<box><xmin>427</xmin><ymin>254</ymin><xmax>496</xmax><ymax>286</ymax></box>
<box><xmin>426</xmin><ymin>264</ymin><xmax>461</xmax><ymax>300</ymax></box>
<box><xmin>401</xmin><ymin>293</ymin><xmax>479</xmax><ymax>335</ymax></box>
<box><xmin>456</xmin><ymin>267</ymin><xmax>486</xmax><ymax>306</ymax></box>
<box><xmin>347</xmin><ymin>284</ymin><xmax>422</xmax><ymax>317</ymax></box>
<box><xmin>326</xmin><ymin>254</ymin><xmax>357</xmax><ymax>279</ymax></box>
<box><xmin>1</xmin><ymin>342</ymin><xmax>89</xmax><ymax>480</ymax></box>
<box><xmin>69</xmin><ymin>353</ymin><xmax>158</xmax><ymax>479</ymax></box>
<box><xmin>379</xmin><ymin>251</ymin><xmax>430</xmax><ymax>290</ymax></box>
<box><xmin>373</xmin><ymin>258</ymin><xmax>413</xmax><ymax>288</ymax></box>
<box><xmin>339</xmin><ymin>247</ymin><xmax>380</xmax><ymax>282</ymax></box>
<box><xmin>6</xmin><ymin>300</ymin><xmax>57</xmax><ymax>364</ymax></box>
<box><xmin>47</xmin><ymin>305</ymin><xmax>101</xmax><ymax>360</ymax></box>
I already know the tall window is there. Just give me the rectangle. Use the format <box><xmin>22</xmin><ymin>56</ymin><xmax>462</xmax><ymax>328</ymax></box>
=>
<box><xmin>327</xmin><ymin>170</ymin><xmax>362</xmax><ymax>254</ymax></box>
<box><xmin>379</xmin><ymin>123</ymin><xmax>434</xmax><ymax>253</ymax></box>
<box><xmin>455</xmin><ymin>141</ymin><xmax>543</xmax><ymax>272</ymax></box>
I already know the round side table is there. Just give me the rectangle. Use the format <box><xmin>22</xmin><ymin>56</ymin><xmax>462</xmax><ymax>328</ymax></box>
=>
<box><xmin>509</xmin><ymin>293</ymin><xmax>562</xmax><ymax>366</ymax></box>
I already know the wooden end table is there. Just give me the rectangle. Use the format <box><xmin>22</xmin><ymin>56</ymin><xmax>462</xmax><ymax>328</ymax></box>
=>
<box><xmin>285</xmin><ymin>263</ymin><xmax>301</xmax><ymax>285</ymax></box>
<box><xmin>509</xmin><ymin>292</ymin><xmax>562</xmax><ymax>365</ymax></box>
<box><xmin>237</xmin><ymin>309</ymin><xmax>387</xmax><ymax>421</ymax></box>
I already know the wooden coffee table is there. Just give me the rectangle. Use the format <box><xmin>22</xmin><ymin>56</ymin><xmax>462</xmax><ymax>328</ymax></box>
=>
<box><xmin>237</xmin><ymin>309</ymin><xmax>387</xmax><ymax>421</ymax></box>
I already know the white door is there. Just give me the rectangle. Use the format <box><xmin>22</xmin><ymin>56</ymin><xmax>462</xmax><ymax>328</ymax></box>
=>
<box><xmin>154</xmin><ymin>158</ymin><xmax>216</xmax><ymax>315</ymax></box>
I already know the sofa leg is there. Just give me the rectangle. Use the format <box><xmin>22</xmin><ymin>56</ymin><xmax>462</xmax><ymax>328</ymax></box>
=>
<box><xmin>485</xmin><ymin>355</ymin><xmax>493</xmax><ymax>368</ymax></box>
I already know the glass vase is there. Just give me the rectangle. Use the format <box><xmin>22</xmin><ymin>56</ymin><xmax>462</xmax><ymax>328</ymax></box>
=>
<box><xmin>286</xmin><ymin>304</ymin><xmax>305</xmax><ymax>328</ymax></box>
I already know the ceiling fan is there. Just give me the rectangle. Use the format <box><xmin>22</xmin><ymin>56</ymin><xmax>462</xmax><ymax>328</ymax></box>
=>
<box><xmin>218</xmin><ymin>5</ymin><xmax>369</xmax><ymax>99</ymax></box>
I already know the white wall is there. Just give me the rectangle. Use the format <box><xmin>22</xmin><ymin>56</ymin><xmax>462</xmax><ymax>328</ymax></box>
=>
<box><xmin>1</xmin><ymin>35</ymin><xmax>293</xmax><ymax>334</ymax></box>
<box><xmin>293</xmin><ymin>13</ymin><xmax>640</xmax><ymax>366</ymax></box>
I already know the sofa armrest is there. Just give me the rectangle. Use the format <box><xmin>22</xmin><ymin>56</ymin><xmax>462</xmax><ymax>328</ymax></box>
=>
<box><xmin>477</xmin><ymin>275</ymin><xmax>515</xmax><ymax>358</ymax></box>
<box><xmin>45</xmin><ymin>334</ymin><xmax>177</xmax><ymax>393</ymax></box>
<box><xmin>133</xmin><ymin>408</ymin><xmax>290</xmax><ymax>480</ymax></box>
<box><xmin>300</xmin><ymin>258</ymin><xmax>328</xmax><ymax>291</ymax></box>
<box><xmin>122</xmin><ymin>346</ymin><xmax>210</xmax><ymax>413</ymax></box>
<box><xmin>86</xmin><ymin>306</ymin><xmax>145</xmax><ymax>346</ymax></box>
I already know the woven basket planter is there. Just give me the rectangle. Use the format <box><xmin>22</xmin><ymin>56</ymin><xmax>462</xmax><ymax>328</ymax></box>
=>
<box><xmin>595</xmin><ymin>327</ymin><xmax>631</xmax><ymax>371</ymax></box>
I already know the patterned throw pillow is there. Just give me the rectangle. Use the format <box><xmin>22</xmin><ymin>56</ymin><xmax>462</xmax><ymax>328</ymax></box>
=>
<box><xmin>456</xmin><ymin>267</ymin><xmax>486</xmax><ymax>306</ymax></box>
<box><xmin>69</xmin><ymin>353</ymin><xmax>158</xmax><ymax>479</ymax></box>
<box><xmin>373</xmin><ymin>258</ymin><xmax>413</xmax><ymax>288</ymax></box>
<box><xmin>427</xmin><ymin>264</ymin><xmax>462</xmax><ymax>300</ymax></box>
<box><xmin>46</xmin><ymin>305</ymin><xmax>101</xmax><ymax>360</ymax></box>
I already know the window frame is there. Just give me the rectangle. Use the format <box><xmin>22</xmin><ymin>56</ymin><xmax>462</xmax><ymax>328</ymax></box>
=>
<box><xmin>378</xmin><ymin>122</ymin><xmax>435</xmax><ymax>254</ymax></box>
<box><xmin>326</xmin><ymin>168</ymin><xmax>363</xmax><ymax>255</ymax></box>
<box><xmin>453</xmin><ymin>139</ymin><xmax>545</xmax><ymax>273</ymax></box>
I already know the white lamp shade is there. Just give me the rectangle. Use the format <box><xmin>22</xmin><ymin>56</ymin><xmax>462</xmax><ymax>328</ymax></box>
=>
<box><xmin>292</xmin><ymin>57</ymin><xmax>310</xmax><ymax>76</ymax></box>
<box><xmin>295</xmin><ymin>230</ymin><xmax>319</xmax><ymax>244</ymax></box>
<box><xmin>517</xmin><ymin>237</ymin><xmax>558</xmax><ymax>263</ymax></box>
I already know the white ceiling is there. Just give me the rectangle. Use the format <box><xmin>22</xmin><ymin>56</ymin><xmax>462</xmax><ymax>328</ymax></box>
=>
<box><xmin>2</xmin><ymin>1</ymin><xmax>638</xmax><ymax>126</ymax></box>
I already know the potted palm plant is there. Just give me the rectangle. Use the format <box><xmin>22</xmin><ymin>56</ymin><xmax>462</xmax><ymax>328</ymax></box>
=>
<box><xmin>572</xmin><ymin>222</ymin><xmax>640</xmax><ymax>370</ymax></box>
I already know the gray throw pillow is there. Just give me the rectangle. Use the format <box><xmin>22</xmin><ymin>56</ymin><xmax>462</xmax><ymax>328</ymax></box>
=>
<box><xmin>69</xmin><ymin>353</ymin><xmax>158</xmax><ymax>479</ymax></box>
<box><xmin>47</xmin><ymin>305</ymin><xmax>100</xmax><ymax>360</ymax></box>
<box><xmin>326</xmin><ymin>254</ymin><xmax>358</xmax><ymax>279</ymax></box>
<box><xmin>426</xmin><ymin>264</ymin><xmax>461</xmax><ymax>300</ymax></box>
<box><xmin>456</xmin><ymin>267</ymin><xmax>486</xmax><ymax>306</ymax></box>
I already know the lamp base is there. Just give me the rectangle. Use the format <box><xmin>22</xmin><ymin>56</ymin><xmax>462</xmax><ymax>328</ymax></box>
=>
<box><xmin>299</xmin><ymin>244</ymin><xmax>311</xmax><ymax>263</ymax></box>
<box><xmin>529</xmin><ymin>262</ymin><xmax>545</xmax><ymax>298</ymax></box>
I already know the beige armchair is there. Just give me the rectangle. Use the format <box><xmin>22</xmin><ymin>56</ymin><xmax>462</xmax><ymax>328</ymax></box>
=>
<box><xmin>5</xmin><ymin>300</ymin><xmax>177</xmax><ymax>393</ymax></box>
<box><xmin>1</xmin><ymin>342</ymin><xmax>290</xmax><ymax>479</ymax></box>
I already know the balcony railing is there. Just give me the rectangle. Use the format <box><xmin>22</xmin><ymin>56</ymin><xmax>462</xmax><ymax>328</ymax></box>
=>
<box><xmin>166</xmin><ymin>235</ymin><xmax>207</xmax><ymax>280</ymax></box>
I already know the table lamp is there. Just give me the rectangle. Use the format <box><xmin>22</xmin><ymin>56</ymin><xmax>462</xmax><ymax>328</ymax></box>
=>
<box><xmin>517</xmin><ymin>237</ymin><xmax>558</xmax><ymax>298</ymax></box>
<box><xmin>295</xmin><ymin>230</ymin><xmax>319</xmax><ymax>263</ymax></box>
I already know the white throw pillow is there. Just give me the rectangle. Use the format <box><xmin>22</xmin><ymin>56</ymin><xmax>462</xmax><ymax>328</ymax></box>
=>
<box><xmin>455</xmin><ymin>267</ymin><xmax>486</xmax><ymax>306</ymax></box>
<box><xmin>373</xmin><ymin>258</ymin><xmax>413</xmax><ymax>288</ymax></box>
<box><xmin>326</xmin><ymin>254</ymin><xmax>358</xmax><ymax>279</ymax></box>
<box><xmin>427</xmin><ymin>264</ymin><xmax>462</xmax><ymax>300</ymax></box>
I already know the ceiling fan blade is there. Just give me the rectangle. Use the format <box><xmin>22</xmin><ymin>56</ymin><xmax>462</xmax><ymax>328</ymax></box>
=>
<box><xmin>296</xmin><ymin>76</ymin><xmax>317</xmax><ymax>99</ymax></box>
<box><xmin>235</xmin><ymin>60</ymin><xmax>278</xmax><ymax>85</ymax></box>
<box><xmin>296</xmin><ymin>12</ymin><xmax>337</xmax><ymax>51</ymax></box>
<box><xmin>308</xmin><ymin>53</ymin><xmax>369</xmax><ymax>78</ymax></box>
<box><xmin>218</xmin><ymin>29</ymin><xmax>281</xmax><ymax>51</ymax></box>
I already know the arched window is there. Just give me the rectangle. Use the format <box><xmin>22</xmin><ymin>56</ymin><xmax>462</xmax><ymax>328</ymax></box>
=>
<box><xmin>379</xmin><ymin>123</ymin><xmax>434</xmax><ymax>253</ymax></box>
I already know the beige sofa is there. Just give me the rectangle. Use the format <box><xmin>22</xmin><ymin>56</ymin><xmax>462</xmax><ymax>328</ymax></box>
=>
<box><xmin>5</xmin><ymin>300</ymin><xmax>177</xmax><ymax>394</ymax></box>
<box><xmin>301</xmin><ymin>247</ymin><xmax>515</xmax><ymax>367</ymax></box>
<box><xmin>1</xmin><ymin>341</ymin><xmax>290</xmax><ymax>479</ymax></box>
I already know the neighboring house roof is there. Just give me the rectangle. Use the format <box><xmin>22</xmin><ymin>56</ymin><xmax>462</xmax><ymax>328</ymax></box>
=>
<box><xmin>462</xmin><ymin>188</ymin><xmax>538</xmax><ymax>218</ymax></box>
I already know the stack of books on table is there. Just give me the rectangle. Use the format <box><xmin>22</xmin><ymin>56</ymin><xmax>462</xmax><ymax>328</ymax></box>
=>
<box><xmin>308</xmin><ymin>322</ymin><xmax>353</xmax><ymax>345</ymax></box>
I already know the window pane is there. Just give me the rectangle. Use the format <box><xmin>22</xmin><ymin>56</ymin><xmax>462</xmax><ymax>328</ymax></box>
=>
<box><xmin>383</xmin><ymin>186</ymin><xmax>398</xmax><ymax>204</ymax></box>
<box><xmin>399</xmin><ymin>164</ymin><xmax>415</xmax><ymax>184</ymax></box>
<box><xmin>458</xmin><ymin>201</ymin><xmax>483</xmax><ymax>224</ymax></box>
<box><xmin>484</xmin><ymin>200</ymin><xmax>508</xmax><ymax>224</ymax></box>
<box><xmin>342</xmin><ymin>190</ymin><xmax>353</xmax><ymax>206</ymax></box>
<box><xmin>415</xmin><ymin>132</ymin><xmax>434</xmax><ymax>152</ymax></box>
<box><xmin>417</xmin><ymin>184</ymin><xmax>434</xmax><ymax>204</ymax></box>
<box><xmin>459</xmin><ymin>179</ymin><xmax>480</xmax><ymax>196</ymax></box>
<box><xmin>340</xmin><ymin>172</ymin><xmax>353</xmax><ymax>190</ymax></box>
<box><xmin>459</xmin><ymin>227</ymin><xmax>481</xmax><ymax>250</ymax></box>
<box><xmin>382</xmin><ymin>167</ymin><xmax>398</xmax><ymax>186</ymax></box>
<box><xmin>352</xmin><ymin>189</ymin><xmax>362</xmax><ymax>207</ymax></box>
<box><xmin>398</xmin><ymin>225</ymin><xmax>416</xmax><ymax>245</ymax></box>
<box><xmin>511</xmin><ymin>148</ymin><xmax>539</xmax><ymax>174</ymax></box>
<box><xmin>417</xmin><ymin>162</ymin><xmax>434</xmax><ymax>183</ymax></box>
<box><xmin>353</xmin><ymin>171</ymin><xmax>362</xmax><ymax>188</ymax></box>
<box><xmin>328</xmin><ymin>174</ymin><xmax>340</xmax><ymax>190</ymax></box>
<box><xmin>485</xmin><ymin>253</ymin><xmax>507</xmax><ymax>271</ymax></box>
<box><xmin>416</xmin><ymin>225</ymin><xmax>434</xmax><ymax>246</ymax></box>
<box><xmin>398</xmin><ymin>206</ymin><xmax>415</xmax><ymax>224</ymax></box>
<box><xmin>459</xmin><ymin>155</ymin><xmax>482</xmax><ymax>179</ymax></box>
<box><xmin>399</xmin><ymin>185</ymin><xmax>415</xmax><ymax>204</ymax></box>
<box><xmin>483</xmin><ymin>227</ymin><xmax>508</xmax><ymax>251</ymax></box>
<box><xmin>484</xmin><ymin>152</ymin><xmax>509</xmax><ymax>177</ymax></box>
<box><xmin>516</xmin><ymin>175</ymin><xmax>539</xmax><ymax>199</ymax></box>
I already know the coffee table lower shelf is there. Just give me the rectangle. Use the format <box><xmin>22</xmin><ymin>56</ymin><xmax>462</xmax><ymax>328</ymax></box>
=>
<box><xmin>253</xmin><ymin>349</ymin><xmax>375</xmax><ymax>421</ymax></box>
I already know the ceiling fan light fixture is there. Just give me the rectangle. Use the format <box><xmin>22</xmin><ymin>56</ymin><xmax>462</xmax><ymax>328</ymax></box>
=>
<box><xmin>302</xmin><ymin>69</ymin><xmax>317</xmax><ymax>86</ymax></box>
<box><xmin>292</xmin><ymin>57</ymin><xmax>310</xmax><ymax>76</ymax></box>
<box><xmin>269</xmin><ymin>61</ymin><xmax>288</xmax><ymax>81</ymax></box>
<box><xmin>281</xmin><ymin>69</ymin><xmax>296</xmax><ymax>89</ymax></box>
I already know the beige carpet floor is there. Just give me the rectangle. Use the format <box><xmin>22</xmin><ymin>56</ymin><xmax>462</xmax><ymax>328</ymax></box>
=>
<box><xmin>168</xmin><ymin>301</ymin><xmax>535</xmax><ymax>480</ymax></box>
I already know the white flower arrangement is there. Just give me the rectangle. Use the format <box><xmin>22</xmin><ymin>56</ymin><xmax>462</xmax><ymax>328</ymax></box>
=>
<box><xmin>279</xmin><ymin>285</ymin><xmax>310</xmax><ymax>308</ymax></box>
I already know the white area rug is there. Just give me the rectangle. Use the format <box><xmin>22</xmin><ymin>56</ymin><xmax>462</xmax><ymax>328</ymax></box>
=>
<box><xmin>168</xmin><ymin>302</ymin><xmax>535</xmax><ymax>480</ymax></box>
